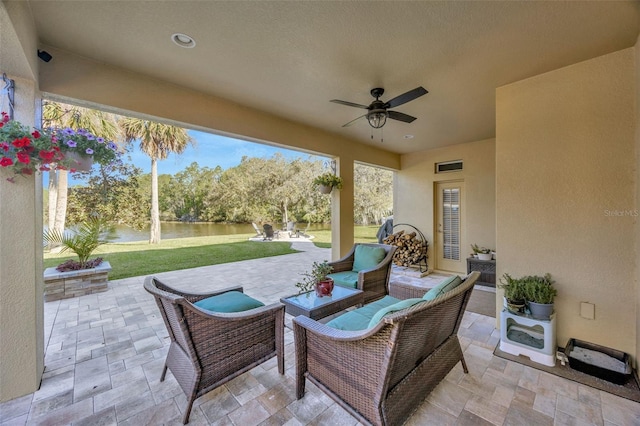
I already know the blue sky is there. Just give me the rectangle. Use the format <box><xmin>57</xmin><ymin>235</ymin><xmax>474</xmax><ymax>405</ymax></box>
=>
<box><xmin>69</xmin><ymin>130</ymin><xmax>326</xmax><ymax>185</ymax></box>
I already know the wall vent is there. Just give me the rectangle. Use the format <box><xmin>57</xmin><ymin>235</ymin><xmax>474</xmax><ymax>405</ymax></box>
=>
<box><xmin>435</xmin><ymin>160</ymin><xmax>463</xmax><ymax>173</ymax></box>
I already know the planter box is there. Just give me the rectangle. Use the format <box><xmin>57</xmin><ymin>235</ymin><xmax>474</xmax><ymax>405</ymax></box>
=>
<box><xmin>44</xmin><ymin>261</ymin><xmax>111</xmax><ymax>302</ymax></box>
<box><xmin>565</xmin><ymin>338</ymin><xmax>632</xmax><ymax>384</ymax></box>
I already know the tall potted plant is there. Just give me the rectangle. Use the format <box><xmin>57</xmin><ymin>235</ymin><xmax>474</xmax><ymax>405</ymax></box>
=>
<box><xmin>313</xmin><ymin>172</ymin><xmax>344</xmax><ymax>194</ymax></box>
<box><xmin>523</xmin><ymin>273</ymin><xmax>557</xmax><ymax>320</ymax></box>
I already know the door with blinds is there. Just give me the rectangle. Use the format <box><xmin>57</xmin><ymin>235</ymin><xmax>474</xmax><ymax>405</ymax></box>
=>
<box><xmin>435</xmin><ymin>181</ymin><xmax>464</xmax><ymax>272</ymax></box>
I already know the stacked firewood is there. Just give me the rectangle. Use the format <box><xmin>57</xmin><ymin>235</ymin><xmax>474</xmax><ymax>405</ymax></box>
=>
<box><xmin>383</xmin><ymin>230</ymin><xmax>428</xmax><ymax>267</ymax></box>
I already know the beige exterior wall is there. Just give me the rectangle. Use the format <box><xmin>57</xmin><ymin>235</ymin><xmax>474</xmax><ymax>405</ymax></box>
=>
<box><xmin>635</xmin><ymin>34</ymin><xmax>640</xmax><ymax>367</ymax></box>
<box><xmin>396</xmin><ymin>138</ymin><xmax>496</xmax><ymax>274</ymax></box>
<box><xmin>0</xmin><ymin>3</ymin><xmax>44</xmax><ymax>402</ymax></box>
<box><xmin>496</xmin><ymin>48</ymin><xmax>637</xmax><ymax>359</ymax></box>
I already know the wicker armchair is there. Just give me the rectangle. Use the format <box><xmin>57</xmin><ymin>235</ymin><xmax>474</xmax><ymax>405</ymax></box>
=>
<box><xmin>293</xmin><ymin>271</ymin><xmax>480</xmax><ymax>426</ymax></box>
<box><xmin>144</xmin><ymin>276</ymin><xmax>285</xmax><ymax>424</ymax></box>
<box><xmin>327</xmin><ymin>243</ymin><xmax>396</xmax><ymax>304</ymax></box>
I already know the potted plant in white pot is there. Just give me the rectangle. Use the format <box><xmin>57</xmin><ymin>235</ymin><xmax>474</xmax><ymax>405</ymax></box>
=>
<box><xmin>313</xmin><ymin>172</ymin><xmax>344</xmax><ymax>194</ymax></box>
<box><xmin>470</xmin><ymin>243</ymin><xmax>493</xmax><ymax>260</ymax></box>
<box><xmin>523</xmin><ymin>273</ymin><xmax>557</xmax><ymax>320</ymax></box>
<box><xmin>498</xmin><ymin>273</ymin><xmax>527</xmax><ymax>314</ymax></box>
<box><xmin>42</xmin><ymin>216</ymin><xmax>112</xmax><ymax>301</ymax></box>
<box><xmin>296</xmin><ymin>260</ymin><xmax>335</xmax><ymax>297</ymax></box>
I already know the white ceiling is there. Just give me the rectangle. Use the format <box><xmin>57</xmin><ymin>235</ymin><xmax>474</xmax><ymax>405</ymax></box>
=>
<box><xmin>27</xmin><ymin>1</ymin><xmax>640</xmax><ymax>154</ymax></box>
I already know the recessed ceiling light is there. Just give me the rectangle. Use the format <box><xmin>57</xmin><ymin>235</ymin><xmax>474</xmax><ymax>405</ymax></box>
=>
<box><xmin>403</xmin><ymin>134</ymin><xmax>414</xmax><ymax>139</ymax></box>
<box><xmin>171</xmin><ymin>33</ymin><xmax>196</xmax><ymax>48</ymax></box>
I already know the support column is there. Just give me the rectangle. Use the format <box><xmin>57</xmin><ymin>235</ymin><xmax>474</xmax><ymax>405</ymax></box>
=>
<box><xmin>331</xmin><ymin>156</ymin><xmax>354</xmax><ymax>259</ymax></box>
<box><xmin>0</xmin><ymin>78</ymin><xmax>44</xmax><ymax>401</ymax></box>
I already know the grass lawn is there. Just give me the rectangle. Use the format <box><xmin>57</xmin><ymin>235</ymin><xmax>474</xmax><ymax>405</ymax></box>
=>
<box><xmin>43</xmin><ymin>225</ymin><xmax>380</xmax><ymax>280</ymax></box>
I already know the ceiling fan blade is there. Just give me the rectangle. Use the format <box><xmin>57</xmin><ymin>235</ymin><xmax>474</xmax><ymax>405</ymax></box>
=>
<box><xmin>330</xmin><ymin>99</ymin><xmax>370</xmax><ymax>109</ymax></box>
<box><xmin>342</xmin><ymin>114</ymin><xmax>366</xmax><ymax>127</ymax></box>
<box><xmin>384</xmin><ymin>86</ymin><xmax>428</xmax><ymax>109</ymax></box>
<box><xmin>387</xmin><ymin>110</ymin><xmax>417</xmax><ymax>123</ymax></box>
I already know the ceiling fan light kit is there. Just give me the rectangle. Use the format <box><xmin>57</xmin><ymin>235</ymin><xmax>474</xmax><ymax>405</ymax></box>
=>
<box><xmin>367</xmin><ymin>109</ymin><xmax>388</xmax><ymax>129</ymax></box>
<box><xmin>331</xmin><ymin>86</ymin><xmax>428</xmax><ymax>130</ymax></box>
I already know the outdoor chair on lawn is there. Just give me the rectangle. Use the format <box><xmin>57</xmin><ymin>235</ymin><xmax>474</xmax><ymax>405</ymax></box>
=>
<box><xmin>252</xmin><ymin>222</ymin><xmax>264</xmax><ymax>237</ymax></box>
<box><xmin>285</xmin><ymin>221</ymin><xmax>298</xmax><ymax>237</ymax></box>
<box><xmin>296</xmin><ymin>222</ymin><xmax>311</xmax><ymax>238</ymax></box>
<box><xmin>294</xmin><ymin>271</ymin><xmax>480</xmax><ymax>426</ymax></box>
<box><xmin>327</xmin><ymin>243</ymin><xmax>396</xmax><ymax>304</ymax></box>
<box><xmin>144</xmin><ymin>276</ymin><xmax>285</xmax><ymax>424</ymax></box>
<box><xmin>263</xmin><ymin>223</ymin><xmax>279</xmax><ymax>240</ymax></box>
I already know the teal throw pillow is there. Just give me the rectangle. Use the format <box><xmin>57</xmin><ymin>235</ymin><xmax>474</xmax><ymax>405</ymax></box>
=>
<box><xmin>194</xmin><ymin>291</ymin><xmax>265</xmax><ymax>313</ymax></box>
<box><xmin>422</xmin><ymin>275</ymin><xmax>463</xmax><ymax>301</ymax></box>
<box><xmin>367</xmin><ymin>298</ymin><xmax>424</xmax><ymax>328</ymax></box>
<box><xmin>352</xmin><ymin>245</ymin><xmax>387</xmax><ymax>272</ymax></box>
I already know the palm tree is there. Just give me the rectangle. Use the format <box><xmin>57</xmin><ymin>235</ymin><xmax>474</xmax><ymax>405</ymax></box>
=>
<box><xmin>120</xmin><ymin>117</ymin><xmax>193</xmax><ymax>244</ymax></box>
<box><xmin>42</xmin><ymin>101</ymin><xmax>120</xmax><ymax>236</ymax></box>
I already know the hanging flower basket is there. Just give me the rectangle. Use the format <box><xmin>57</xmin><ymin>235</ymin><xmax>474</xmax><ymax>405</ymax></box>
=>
<box><xmin>0</xmin><ymin>111</ymin><xmax>121</xmax><ymax>182</ymax></box>
<box><xmin>66</xmin><ymin>151</ymin><xmax>94</xmax><ymax>172</ymax></box>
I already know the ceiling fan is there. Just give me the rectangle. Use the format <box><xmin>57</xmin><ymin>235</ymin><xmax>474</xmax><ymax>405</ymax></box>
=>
<box><xmin>331</xmin><ymin>86</ymin><xmax>428</xmax><ymax>129</ymax></box>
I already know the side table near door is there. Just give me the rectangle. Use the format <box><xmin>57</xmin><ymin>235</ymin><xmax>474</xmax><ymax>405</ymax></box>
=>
<box><xmin>466</xmin><ymin>257</ymin><xmax>496</xmax><ymax>287</ymax></box>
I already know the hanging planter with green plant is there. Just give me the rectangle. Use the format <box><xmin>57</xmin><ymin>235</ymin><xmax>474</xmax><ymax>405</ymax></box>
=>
<box><xmin>313</xmin><ymin>172</ymin><xmax>344</xmax><ymax>194</ymax></box>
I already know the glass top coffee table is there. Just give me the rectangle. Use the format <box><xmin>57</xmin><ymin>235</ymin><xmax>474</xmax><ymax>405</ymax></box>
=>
<box><xmin>280</xmin><ymin>286</ymin><xmax>364</xmax><ymax>321</ymax></box>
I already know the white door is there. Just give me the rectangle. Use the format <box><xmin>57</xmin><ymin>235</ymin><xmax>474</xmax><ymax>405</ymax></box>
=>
<box><xmin>435</xmin><ymin>181</ymin><xmax>464</xmax><ymax>272</ymax></box>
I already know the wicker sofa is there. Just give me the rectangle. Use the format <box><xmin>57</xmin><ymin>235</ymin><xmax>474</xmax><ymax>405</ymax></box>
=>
<box><xmin>293</xmin><ymin>271</ymin><xmax>480</xmax><ymax>426</ymax></box>
<box><xmin>144</xmin><ymin>277</ymin><xmax>285</xmax><ymax>424</ymax></box>
<box><xmin>327</xmin><ymin>243</ymin><xmax>396</xmax><ymax>304</ymax></box>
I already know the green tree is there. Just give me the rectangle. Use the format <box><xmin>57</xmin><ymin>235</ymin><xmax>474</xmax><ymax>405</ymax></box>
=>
<box><xmin>160</xmin><ymin>162</ymin><xmax>221</xmax><ymax>221</ymax></box>
<box><xmin>42</xmin><ymin>101</ymin><xmax>120</xmax><ymax>235</ymax></box>
<box><xmin>66</xmin><ymin>160</ymin><xmax>149</xmax><ymax>230</ymax></box>
<box><xmin>353</xmin><ymin>163</ymin><xmax>394</xmax><ymax>225</ymax></box>
<box><xmin>120</xmin><ymin>117</ymin><xmax>193</xmax><ymax>243</ymax></box>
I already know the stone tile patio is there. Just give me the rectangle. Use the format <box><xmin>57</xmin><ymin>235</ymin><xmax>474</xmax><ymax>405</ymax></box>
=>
<box><xmin>2</xmin><ymin>241</ymin><xmax>640</xmax><ymax>425</ymax></box>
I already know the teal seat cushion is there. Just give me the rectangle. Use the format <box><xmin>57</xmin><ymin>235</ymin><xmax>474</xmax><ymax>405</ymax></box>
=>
<box><xmin>352</xmin><ymin>245</ymin><xmax>387</xmax><ymax>272</ymax></box>
<box><xmin>422</xmin><ymin>275</ymin><xmax>463</xmax><ymax>301</ymax></box>
<box><xmin>326</xmin><ymin>295</ymin><xmax>400</xmax><ymax>331</ymax></box>
<box><xmin>194</xmin><ymin>291</ymin><xmax>264</xmax><ymax>313</ymax></box>
<box><xmin>327</xmin><ymin>271</ymin><xmax>359</xmax><ymax>289</ymax></box>
<box><xmin>367</xmin><ymin>298</ymin><xmax>425</xmax><ymax>328</ymax></box>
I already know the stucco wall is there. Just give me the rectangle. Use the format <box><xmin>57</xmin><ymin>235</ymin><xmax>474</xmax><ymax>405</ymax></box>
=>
<box><xmin>0</xmin><ymin>2</ymin><xmax>45</xmax><ymax>402</ymax></box>
<box><xmin>496</xmin><ymin>48</ymin><xmax>637</xmax><ymax>358</ymax></box>
<box><xmin>396</xmin><ymin>138</ymin><xmax>496</xmax><ymax>274</ymax></box>
<box><xmin>635</xmin><ymin>34</ymin><xmax>640</xmax><ymax>368</ymax></box>
<box><xmin>0</xmin><ymin>79</ymin><xmax>44</xmax><ymax>402</ymax></box>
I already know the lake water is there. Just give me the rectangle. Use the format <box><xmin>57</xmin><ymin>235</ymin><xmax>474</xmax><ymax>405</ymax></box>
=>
<box><xmin>106</xmin><ymin>222</ymin><xmax>330</xmax><ymax>242</ymax></box>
